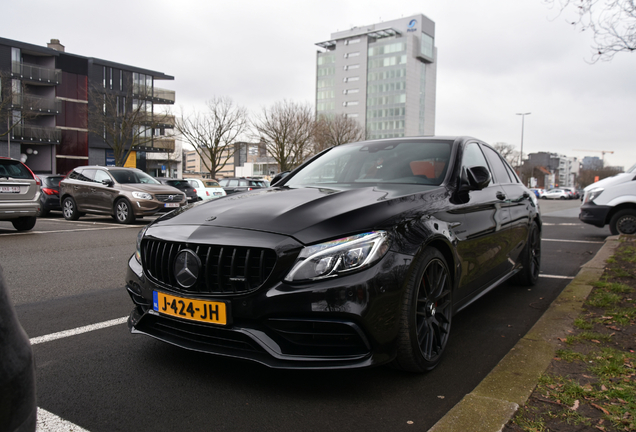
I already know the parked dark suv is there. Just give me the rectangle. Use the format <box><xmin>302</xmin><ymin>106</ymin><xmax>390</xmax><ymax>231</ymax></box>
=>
<box><xmin>218</xmin><ymin>177</ymin><xmax>268</xmax><ymax>195</ymax></box>
<box><xmin>59</xmin><ymin>166</ymin><xmax>186</xmax><ymax>224</ymax></box>
<box><xmin>154</xmin><ymin>178</ymin><xmax>200</xmax><ymax>203</ymax></box>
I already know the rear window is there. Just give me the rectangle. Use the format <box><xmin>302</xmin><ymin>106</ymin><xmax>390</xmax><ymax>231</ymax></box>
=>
<box><xmin>0</xmin><ymin>160</ymin><xmax>34</xmax><ymax>180</ymax></box>
<box><xmin>42</xmin><ymin>176</ymin><xmax>64</xmax><ymax>187</ymax></box>
<box><xmin>166</xmin><ymin>180</ymin><xmax>191</xmax><ymax>188</ymax></box>
<box><xmin>203</xmin><ymin>180</ymin><xmax>220</xmax><ymax>187</ymax></box>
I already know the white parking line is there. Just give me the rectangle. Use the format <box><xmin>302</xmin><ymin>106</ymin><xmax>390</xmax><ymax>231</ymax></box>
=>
<box><xmin>539</xmin><ymin>274</ymin><xmax>575</xmax><ymax>279</ymax></box>
<box><xmin>31</xmin><ymin>318</ymin><xmax>130</xmax><ymax>431</ymax></box>
<box><xmin>30</xmin><ymin>317</ymin><xmax>128</xmax><ymax>345</ymax></box>
<box><xmin>37</xmin><ymin>408</ymin><xmax>89</xmax><ymax>432</ymax></box>
<box><xmin>0</xmin><ymin>225</ymin><xmax>140</xmax><ymax>237</ymax></box>
<box><xmin>542</xmin><ymin>238</ymin><xmax>604</xmax><ymax>244</ymax></box>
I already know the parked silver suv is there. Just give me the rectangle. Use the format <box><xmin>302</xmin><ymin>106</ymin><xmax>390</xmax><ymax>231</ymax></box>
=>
<box><xmin>59</xmin><ymin>166</ymin><xmax>186</xmax><ymax>224</ymax></box>
<box><xmin>0</xmin><ymin>157</ymin><xmax>41</xmax><ymax>231</ymax></box>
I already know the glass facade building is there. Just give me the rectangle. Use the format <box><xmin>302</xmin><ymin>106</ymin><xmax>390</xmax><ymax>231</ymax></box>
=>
<box><xmin>315</xmin><ymin>14</ymin><xmax>436</xmax><ymax>140</ymax></box>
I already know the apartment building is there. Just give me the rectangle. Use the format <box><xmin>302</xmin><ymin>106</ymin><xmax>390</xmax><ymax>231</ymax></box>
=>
<box><xmin>0</xmin><ymin>37</ymin><xmax>175</xmax><ymax>174</ymax></box>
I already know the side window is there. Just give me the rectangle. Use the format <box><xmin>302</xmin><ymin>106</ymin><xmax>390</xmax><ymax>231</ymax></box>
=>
<box><xmin>79</xmin><ymin>169</ymin><xmax>96</xmax><ymax>182</ymax></box>
<box><xmin>462</xmin><ymin>143</ymin><xmax>490</xmax><ymax>172</ymax></box>
<box><xmin>94</xmin><ymin>170</ymin><xmax>112</xmax><ymax>183</ymax></box>
<box><xmin>228</xmin><ymin>180</ymin><xmax>238</xmax><ymax>187</ymax></box>
<box><xmin>481</xmin><ymin>145</ymin><xmax>512</xmax><ymax>184</ymax></box>
<box><xmin>218</xmin><ymin>180</ymin><xmax>227</xmax><ymax>187</ymax></box>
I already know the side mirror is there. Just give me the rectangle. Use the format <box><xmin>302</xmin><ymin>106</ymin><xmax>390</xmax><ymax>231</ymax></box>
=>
<box><xmin>271</xmin><ymin>171</ymin><xmax>290</xmax><ymax>186</ymax></box>
<box><xmin>458</xmin><ymin>166</ymin><xmax>491</xmax><ymax>193</ymax></box>
<box><xmin>102</xmin><ymin>179</ymin><xmax>114</xmax><ymax>187</ymax></box>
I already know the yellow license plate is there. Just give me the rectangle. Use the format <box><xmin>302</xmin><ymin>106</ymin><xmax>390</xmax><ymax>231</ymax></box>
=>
<box><xmin>153</xmin><ymin>291</ymin><xmax>227</xmax><ymax>325</ymax></box>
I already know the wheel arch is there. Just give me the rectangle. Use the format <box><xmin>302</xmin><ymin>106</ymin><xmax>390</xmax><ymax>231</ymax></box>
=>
<box><xmin>605</xmin><ymin>202</ymin><xmax>636</xmax><ymax>225</ymax></box>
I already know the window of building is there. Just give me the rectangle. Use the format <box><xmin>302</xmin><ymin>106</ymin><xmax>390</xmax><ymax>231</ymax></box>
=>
<box><xmin>109</xmin><ymin>68</ymin><xmax>113</xmax><ymax>89</ymax></box>
<box><xmin>343</xmin><ymin>76</ymin><xmax>360</xmax><ymax>83</ymax></box>
<box><xmin>11</xmin><ymin>48</ymin><xmax>21</xmax><ymax>74</ymax></box>
<box><xmin>119</xmin><ymin>70</ymin><xmax>123</xmax><ymax>91</ymax></box>
<box><xmin>103</xmin><ymin>67</ymin><xmax>106</xmax><ymax>88</ymax></box>
<box><xmin>344</xmin><ymin>38</ymin><xmax>360</xmax><ymax>45</ymax></box>
<box><xmin>344</xmin><ymin>51</ymin><xmax>360</xmax><ymax>58</ymax></box>
<box><xmin>421</xmin><ymin>32</ymin><xmax>434</xmax><ymax>59</ymax></box>
<box><xmin>343</xmin><ymin>101</ymin><xmax>359</xmax><ymax>107</ymax></box>
<box><xmin>343</xmin><ymin>64</ymin><xmax>360</xmax><ymax>71</ymax></box>
<box><xmin>343</xmin><ymin>88</ymin><xmax>360</xmax><ymax>95</ymax></box>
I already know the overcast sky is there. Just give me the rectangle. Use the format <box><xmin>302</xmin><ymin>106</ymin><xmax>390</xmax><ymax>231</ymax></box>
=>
<box><xmin>5</xmin><ymin>0</ymin><xmax>635</xmax><ymax>169</ymax></box>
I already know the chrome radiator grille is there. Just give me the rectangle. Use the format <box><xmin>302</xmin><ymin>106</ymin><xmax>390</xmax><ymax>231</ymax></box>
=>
<box><xmin>141</xmin><ymin>239</ymin><xmax>277</xmax><ymax>295</ymax></box>
<box><xmin>155</xmin><ymin>194</ymin><xmax>183</xmax><ymax>202</ymax></box>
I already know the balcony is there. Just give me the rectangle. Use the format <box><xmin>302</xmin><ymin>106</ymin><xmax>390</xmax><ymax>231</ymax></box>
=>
<box><xmin>12</xmin><ymin>124</ymin><xmax>61</xmax><ymax>144</ymax></box>
<box><xmin>11</xmin><ymin>95</ymin><xmax>62</xmax><ymax>114</ymax></box>
<box><xmin>152</xmin><ymin>137</ymin><xmax>175</xmax><ymax>152</ymax></box>
<box><xmin>138</xmin><ymin>113</ymin><xmax>175</xmax><ymax>127</ymax></box>
<box><xmin>153</xmin><ymin>87</ymin><xmax>175</xmax><ymax>104</ymax></box>
<box><xmin>12</xmin><ymin>62</ymin><xmax>61</xmax><ymax>85</ymax></box>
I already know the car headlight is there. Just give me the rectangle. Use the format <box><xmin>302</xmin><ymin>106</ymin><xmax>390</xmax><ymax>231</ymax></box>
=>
<box><xmin>132</xmin><ymin>191</ymin><xmax>153</xmax><ymax>200</ymax></box>
<box><xmin>284</xmin><ymin>231</ymin><xmax>390</xmax><ymax>282</ymax></box>
<box><xmin>135</xmin><ymin>225</ymin><xmax>148</xmax><ymax>263</ymax></box>
<box><xmin>584</xmin><ymin>187</ymin><xmax>604</xmax><ymax>204</ymax></box>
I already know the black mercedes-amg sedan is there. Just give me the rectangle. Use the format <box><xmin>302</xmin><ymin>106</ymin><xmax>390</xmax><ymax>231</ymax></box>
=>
<box><xmin>125</xmin><ymin>136</ymin><xmax>541</xmax><ymax>372</ymax></box>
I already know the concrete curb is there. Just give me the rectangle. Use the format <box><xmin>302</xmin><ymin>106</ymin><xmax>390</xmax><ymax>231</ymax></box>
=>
<box><xmin>428</xmin><ymin>235</ymin><xmax>622</xmax><ymax>432</ymax></box>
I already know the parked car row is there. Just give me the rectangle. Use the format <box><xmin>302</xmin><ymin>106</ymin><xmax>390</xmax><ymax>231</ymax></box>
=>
<box><xmin>530</xmin><ymin>187</ymin><xmax>581</xmax><ymax>200</ymax></box>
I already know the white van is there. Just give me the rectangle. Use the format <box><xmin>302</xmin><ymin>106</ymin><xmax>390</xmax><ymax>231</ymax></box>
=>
<box><xmin>579</xmin><ymin>162</ymin><xmax>636</xmax><ymax>235</ymax></box>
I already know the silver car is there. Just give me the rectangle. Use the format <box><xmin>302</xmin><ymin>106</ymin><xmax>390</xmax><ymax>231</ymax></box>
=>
<box><xmin>0</xmin><ymin>157</ymin><xmax>40</xmax><ymax>231</ymax></box>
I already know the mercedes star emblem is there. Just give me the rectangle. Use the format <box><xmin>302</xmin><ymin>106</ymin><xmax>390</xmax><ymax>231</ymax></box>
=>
<box><xmin>173</xmin><ymin>249</ymin><xmax>201</xmax><ymax>288</ymax></box>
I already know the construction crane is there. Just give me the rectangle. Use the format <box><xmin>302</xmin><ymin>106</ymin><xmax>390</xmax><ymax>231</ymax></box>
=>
<box><xmin>573</xmin><ymin>149</ymin><xmax>615</xmax><ymax>166</ymax></box>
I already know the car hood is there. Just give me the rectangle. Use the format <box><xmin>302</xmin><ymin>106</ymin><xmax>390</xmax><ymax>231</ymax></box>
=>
<box><xmin>151</xmin><ymin>185</ymin><xmax>449</xmax><ymax>244</ymax></box>
<box><xmin>584</xmin><ymin>172</ymin><xmax>635</xmax><ymax>191</ymax></box>
<box><xmin>119</xmin><ymin>183</ymin><xmax>183</xmax><ymax>194</ymax></box>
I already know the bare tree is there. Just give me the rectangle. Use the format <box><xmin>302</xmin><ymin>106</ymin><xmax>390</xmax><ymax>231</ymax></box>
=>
<box><xmin>88</xmin><ymin>82</ymin><xmax>167</xmax><ymax>167</ymax></box>
<box><xmin>174</xmin><ymin>97</ymin><xmax>249</xmax><ymax>178</ymax></box>
<box><xmin>252</xmin><ymin>100</ymin><xmax>315</xmax><ymax>172</ymax></box>
<box><xmin>313</xmin><ymin>113</ymin><xmax>366</xmax><ymax>153</ymax></box>
<box><xmin>544</xmin><ymin>0</ymin><xmax>636</xmax><ymax>61</ymax></box>
<box><xmin>492</xmin><ymin>142</ymin><xmax>521</xmax><ymax>166</ymax></box>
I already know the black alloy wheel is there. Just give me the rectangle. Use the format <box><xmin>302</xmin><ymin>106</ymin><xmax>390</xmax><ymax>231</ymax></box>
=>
<box><xmin>115</xmin><ymin>199</ymin><xmax>135</xmax><ymax>224</ymax></box>
<box><xmin>62</xmin><ymin>197</ymin><xmax>80</xmax><ymax>221</ymax></box>
<box><xmin>609</xmin><ymin>209</ymin><xmax>636</xmax><ymax>235</ymax></box>
<box><xmin>513</xmin><ymin>222</ymin><xmax>541</xmax><ymax>286</ymax></box>
<box><xmin>393</xmin><ymin>248</ymin><xmax>452</xmax><ymax>373</ymax></box>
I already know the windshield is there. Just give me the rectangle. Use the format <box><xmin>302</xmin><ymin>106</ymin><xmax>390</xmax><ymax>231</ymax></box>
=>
<box><xmin>285</xmin><ymin>140</ymin><xmax>452</xmax><ymax>189</ymax></box>
<box><xmin>111</xmin><ymin>170</ymin><xmax>160</xmax><ymax>184</ymax></box>
<box><xmin>627</xmin><ymin>162</ymin><xmax>636</xmax><ymax>174</ymax></box>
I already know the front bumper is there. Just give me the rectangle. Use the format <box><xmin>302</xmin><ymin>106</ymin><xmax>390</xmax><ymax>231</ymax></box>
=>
<box><xmin>125</xmin><ymin>246</ymin><xmax>412</xmax><ymax>369</ymax></box>
<box><xmin>579</xmin><ymin>203</ymin><xmax>611</xmax><ymax>228</ymax></box>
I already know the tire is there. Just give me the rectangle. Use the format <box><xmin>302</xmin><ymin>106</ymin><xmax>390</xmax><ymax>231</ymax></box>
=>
<box><xmin>62</xmin><ymin>197</ymin><xmax>80</xmax><ymax>221</ymax></box>
<box><xmin>392</xmin><ymin>248</ymin><xmax>453</xmax><ymax>373</ymax></box>
<box><xmin>114</xmin><ymin>199</ymin><xmax>135</xmax><ymax>224</ymax></box>
<box><xmin>11</xmin><ymin>216</ymin><xmax>36</xmax><ymax>231</ymax></box>
<box><xmin>609</xmin><ymin>209</ymin><xmax>636</xmax><ymax>235</ymax></box>
<box><xmin>513</xmin><ymin>222</ymin><xmax>541</xmax><ymax>286</ymax></box>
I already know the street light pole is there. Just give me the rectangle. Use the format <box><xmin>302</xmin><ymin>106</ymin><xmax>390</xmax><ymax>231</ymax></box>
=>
<box><xmin>516</xmin><ymin>112</ymin><xmax>531</xmax><ymax>168</ymax></box>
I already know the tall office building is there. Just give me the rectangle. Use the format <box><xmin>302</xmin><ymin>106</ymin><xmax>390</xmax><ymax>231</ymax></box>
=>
<box><xmin>315</xmin><ymin>14</ymin><xmax>436</xmax><ymax>140</ymax></box>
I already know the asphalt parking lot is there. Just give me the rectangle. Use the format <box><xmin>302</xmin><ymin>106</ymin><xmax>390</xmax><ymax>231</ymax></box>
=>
<box><xmin>0</xmin><ymin>198</ymin><xmax>612</xmax><ymax>432</ymax></box>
